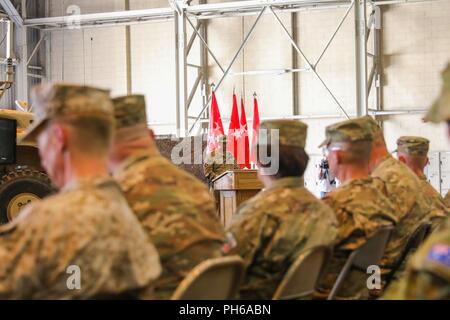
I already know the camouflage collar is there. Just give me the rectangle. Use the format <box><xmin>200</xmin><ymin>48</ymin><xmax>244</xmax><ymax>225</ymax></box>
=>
<box><xmin>61</xmin><ymin>176</ymin><xmax>116</xmax><ymax>193</ymax></box>
<box><xmin>115</xmin><ymin>148</ymin><xmax>162</xmax><ymax>177</ymax></box>
<box><xmin>372</xmin><ymin>153</ymin><xmax>393</xmax><ymax>172</ymax></box>
<box><xmin>418</xmin><ymin>172</ymin><xmax>427</xmax><ymax>181</ymax></box>
<box><xmin>269</xmin><ymin>176</ymin><xmax>305</xmax><ymax>190</ymax></box>
<box><xmin>339</xmin><ymin>175</ymin><xmax>373</xmax><ymax>188</ymax></box>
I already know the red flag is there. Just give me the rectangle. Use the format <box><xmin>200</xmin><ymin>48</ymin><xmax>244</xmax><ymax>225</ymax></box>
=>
<box><xmin>238</xmin><ymin>97</ymin><xmax>250</xmax><ymax>169</ymax></box>
<box><xmin>207</xmin><ymin>91</ymin><xmax>225</xmax><ymax>153</ymax></box>
<box><xmin>251</xmin><ymin>94</ymin><xmax>261</xmax><ymax>166</ymax></box>
<box><xmin>227</xmin><ymin>94</ymin><xmax>240</xmax><ymax>162</ymax></box>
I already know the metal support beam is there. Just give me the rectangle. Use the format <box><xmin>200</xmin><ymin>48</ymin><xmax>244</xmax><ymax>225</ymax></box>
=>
<box><xmin>291</xmin><ymin>12</ymin><xmax>299</xmax><ymax>115</ymax></box>
<box><xmin>186</xmin><ymin>16</ymin><xmax>225</xmax><ymax>74</ymax></box>
<box><xmin>270</xmin><ymin>6</ymin><xmax>350</xmax><ymax>119</ymax></box>
<box><xmin>187</xmin><ymin>72</ymin><xmax>202</xmax><ymax>109</ymax></box>
<box><xmin>355</xmin><ymin>0</ymin><xmax>368</xmax><ymax>117</ymax></box>
<box><xmin>199</xmin><ymin>2</ymin><xmax>209</xmax><ymax>134</ymax></box>
<box><xmin>314</xmin><ymin>0</ymin><xmax>354</xmax><ymax>68</ymax></box>
<box><xmin>186</xmin><ymin>20</ymin><xmax>201</xmax><ymax>55</ymax></box>
<box><xmin>373</xmin><ymin>4</ymin><xmax>382</xmax><ymax>111</ymax></box>
<box><xmin>26</xmin><ymin>34</ymin><xmax>45</xmax><ymax>66</ymax></box>
<box><xmin>174</xmin><ymin>8</ymin><xmax>189</xmax><ymax>137</ymax></box>
<box><xmin>0</xmin><ymin>0</ymin><xmax>23</xmax><ymax>27</ymax></box>
<box><xmin>15</xmin><ymin>24</ymin><xmax>28</xmax><ymax>102</ymax></box>
<box><xmin>125</xmin><ymin>0</ymin><xmax>132</xmax><ymax>94</ymax></box>
<box><xmin>189</xmin><ymin>6</ymin><xmax>267</xmax><ymax>134</ymax></box>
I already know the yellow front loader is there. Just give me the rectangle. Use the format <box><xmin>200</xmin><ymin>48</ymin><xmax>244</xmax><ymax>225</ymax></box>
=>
<box><xmin>0</xmin><ymin>109</ymin><xmax>53</xmax><ymax>224</ymax></box>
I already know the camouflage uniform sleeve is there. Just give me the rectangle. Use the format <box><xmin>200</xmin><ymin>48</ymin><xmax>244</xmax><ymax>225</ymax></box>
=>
<box><xmin>224</xmin><ymin>211</ymin><xmax>279</xmax><ymax>268</ymax></box>
<box><xmin>0</xmin><ymin>203</ymin><xmax>49</xmax><ymax>299</ymax></box>
<box><xmin>225</xmin><ymin>151</ymin><xmax>240</xmax><ymax>171</ymax></box>
<box><xmin>384</xmin><ymin>227</ymin><xmax>450</xmax><ymax>300</ymax></box>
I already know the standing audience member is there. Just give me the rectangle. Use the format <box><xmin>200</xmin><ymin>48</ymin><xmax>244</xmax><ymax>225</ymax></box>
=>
<box><xmin>318</xmin><ymin>158</ymin><xmax>336</xmax><ymax>198</ymax></box>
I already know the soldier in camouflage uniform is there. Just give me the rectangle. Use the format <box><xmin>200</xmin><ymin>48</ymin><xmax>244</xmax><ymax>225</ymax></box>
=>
<box><xmin>357</xmin><ymin>116</ymin><xmax>442</xmax><ymax>274</ymax></box>
<box><xmin>223</xmin><ymin>120</ymin><xmax>339</xmax><ymax>300</ymax></box>
<box><xmin>108</xmin><ymin>95</ymin><xmax>225</xmax><ymax>299</ymax></box>
<box><xmin>396</xmin><ymin>136</ymin><xmax>449</xmax><ymax>218</ymax></box>
<box><xmin>203</xmin><ymin>135</ymin><xmax>240</xmax><ymax>183</ymax></box>
<box><xmin>444</xmin><ymin>191</ymin><xmax>450</xmax><ymax>207</ymax></box>
<box><xmin>0</xmin><ymin>84</ymin><xmax>161</xmax><ymax>299</ymax></box>
<box><xmin>424</xmin><ymin>64</ymin><xmax>450</xmax><ymax>208</ymax></box>
<box><xmin>384</xmin><ymin>63</ymin><xmax>450</xmax><ymax>300</ymax></box>
<box><xmin>316</xmin><ymin>119</ymin><xmax>397</xmax><ymax>299</ymax></box>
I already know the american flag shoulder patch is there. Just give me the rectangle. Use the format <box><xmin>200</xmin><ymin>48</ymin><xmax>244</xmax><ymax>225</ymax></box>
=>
<box><xmin>427</xmin><ymin>244</ymin><xmax>450</xmax><ymax>267</ymax></box>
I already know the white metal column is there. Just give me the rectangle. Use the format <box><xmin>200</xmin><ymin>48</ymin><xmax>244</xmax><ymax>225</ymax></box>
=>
<box><xmin>355</xmin><ymin>0</ymin><xmax>368</xmax><ymax>117</ymax></box>
<box><xmin>174</xmin><ymin>3</ymin><xmax>189</xmax><ymax>137</ymax></box>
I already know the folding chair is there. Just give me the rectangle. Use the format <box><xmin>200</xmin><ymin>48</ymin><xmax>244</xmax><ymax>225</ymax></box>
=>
<box><xmin>170</xmin><ymin>256</ymin><xmax>245</xmax><ymax>300</ymax></box>
<box><xmin>384</xmin><ymin>222</ymin><xmax>432</xmax><ymax>286</ymax></box>
<box><xmin>273</xmin><ymin>245</ymin><xmax>333</xmax><ymax>300</ymax></box>
<box><xmin>327</xmin><ymin>226</ymin><xmax>394</xmax><ymax>300</ymax></box>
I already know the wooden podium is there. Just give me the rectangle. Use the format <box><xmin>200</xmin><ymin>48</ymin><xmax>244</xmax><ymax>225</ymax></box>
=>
<box><xmin>212</xmin><ymin>170</ymin><xmax>263</xmax><ymax>227</ymax></box>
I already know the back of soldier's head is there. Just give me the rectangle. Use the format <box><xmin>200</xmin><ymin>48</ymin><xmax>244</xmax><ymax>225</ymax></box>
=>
<box><xmin>112</xmin><ymin>95</ymin><xmax>150</xmax><ymax>143</ymax></box>
<box><xmin>24</xmin><ymin>83</ymin><xmax>114</xmax><ymax>156</ymax></box>
<box><xmin>320</xmin><ymin>118</ymin><xmax>373</xmax><ymax>167</ymax></box>
<box><xmin>396</xmin><ymin>136</ymin><xmax>430</xmax><ymax>169</ymax></box>
<box><xmin>256</xmin><ymin>120</ymin><xmax>309</xmax><ymax>178</ymax></box>
<box><xmin>358</xmin><ymin>115</ymin><xmax>385</xmax><ymax>147</ymax></box>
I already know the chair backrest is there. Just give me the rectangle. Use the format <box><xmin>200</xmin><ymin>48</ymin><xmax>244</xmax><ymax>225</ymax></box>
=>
<box><xmin>384</xmin><ymin>222</ymin><xmax>431</xmax><ymax>285</ymax></box>
<box><xmin>327</xmin><ymin>226</ymin><xmax>393</xmax><ymax>300</ymax></box>
<box><xmin>170</xmin><ymin>256</ymin><xmax>245</xmax><ymax>300</ymax></box>
<box><xmin>273</xmin><ymin>245</ymin><xmax>333</xmax><ymax>300</ymax></box>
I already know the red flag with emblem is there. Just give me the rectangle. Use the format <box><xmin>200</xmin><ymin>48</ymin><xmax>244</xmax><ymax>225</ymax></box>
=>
<box><xmin>251</xmin><ymin>94</ymin><xmax>261</xmax><ymax>166</ymax></box>
<box><xmin>238</xmin><ymin>97</ymin><xmax>251</xmax><ymax>169</ymax></box>
<box><xmin>227</xmin><ymin>94</ymin><xmax>240</xmax><ymax>162</ymax></box>
<box><xmin>207</xmin><ymin>91</ymin><xmax>225</xmax><ymax>153</ymax></box>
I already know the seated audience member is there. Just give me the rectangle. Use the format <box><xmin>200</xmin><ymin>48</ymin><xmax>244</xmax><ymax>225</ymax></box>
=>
<box><xmin>315</xmin><ymin>119</ymin><xmax>397</xmax><ymax>299</ymax></box>
<box><xmin>223</xmin><ymin>120</ymin><xmax>339</xmax><ymax>300</ymax></box>
<box><xmin>360</xmin><ymin>116</ymin><xmax>443</xmax><ymax>282</ymax></box>
<box><xmin>0</xmin><ymin>83</ymin><xmax>161</xmax><ymax>299</ymax></box>
<box><xmin>108</xmin><ymin>95</ymin><xmax>225</xmax><ymax>299</ymax></box>
<box><xmin>396</xmin><ymin>136</ymin><xmax>449</xmax><ymax>219</ymax></box>
<box><xmin>384</xmin><ymin>64</ymin><xmax>450</xmax><ymax>299</ymax></box>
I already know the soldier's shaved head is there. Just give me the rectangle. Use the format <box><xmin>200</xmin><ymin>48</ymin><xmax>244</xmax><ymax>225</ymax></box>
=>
<box><xmin>330</xmin><ymin>140</ymin><xmax>372</xmax><ymax>165</ymax></box>
<box><xmin>323</xmin><ymin>118</ymin><xmax>374</xmax><ymax>184</ymax></box>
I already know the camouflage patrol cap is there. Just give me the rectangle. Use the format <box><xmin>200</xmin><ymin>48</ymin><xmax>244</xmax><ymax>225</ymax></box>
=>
<box><xmin>112</xmin><ymin>95</ymin><xmax>148</xmax><ymax>129</ymax></box>
<box><xmin>319</xmin><ymin>118</ymin><xmax>373</xmax><ymax>148</ymax></box>
<box><xmin>258</xmin><ymin>120</ymin><xmax>307</xmax><ymax>148</ymax></box>
<box><xmin>396</xmin><ymin>136</ymin><xmax>430</xmax><ymax>156</ymax></box>
<box><xmin>358</xmin><ymin>115</ymin><xmax>381</xmax><ymax>135</ymax></box>
<box><xmin>424</xmin><ymin>63</ymin><xmax>450</xmax><ymax>123</ymax></box>
<box><xmin>21</xmin><ymin>83</ymin><xmax>113</xmax><ymax>143</ymax></box>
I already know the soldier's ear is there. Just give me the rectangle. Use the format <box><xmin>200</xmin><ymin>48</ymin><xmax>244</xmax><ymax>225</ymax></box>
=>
<box><xmin>51</xmin><ymin>122</ymin><xmax>68</xmax><ymax>152</ymax></box>
<box><xmin>334</xmin><ymin>150</ymin><xmax>344</xmax><ymax>165</ymax></box>
<box><xmin>398</xmin><ymin>154</ymin><xmax>407</xmax><ymax>164</ymax></box>
<box><xmin>148</xmin><ymin>128</ymin><xmax>155</xmax><ymax>140</ymax></box>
